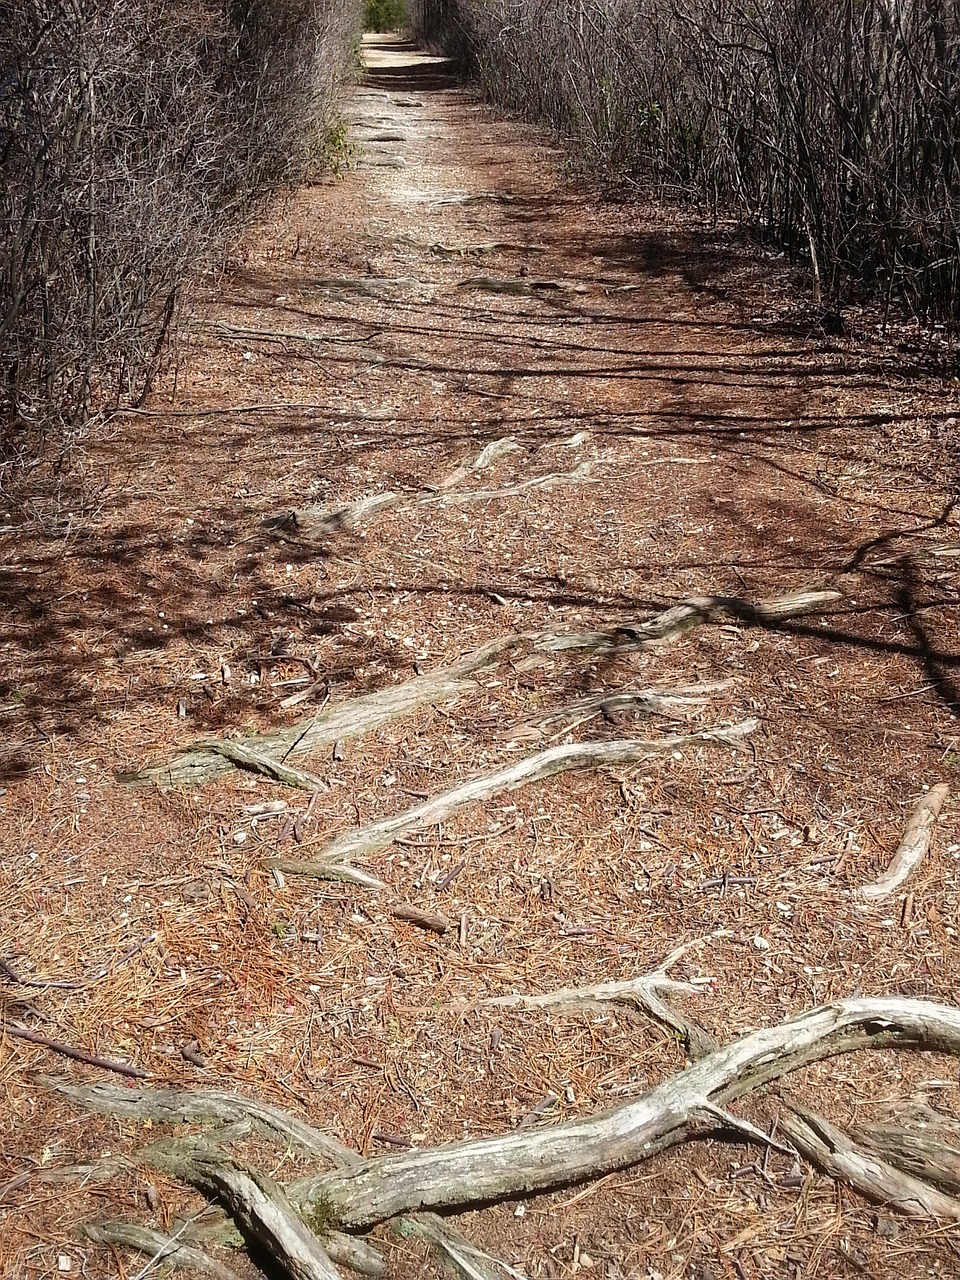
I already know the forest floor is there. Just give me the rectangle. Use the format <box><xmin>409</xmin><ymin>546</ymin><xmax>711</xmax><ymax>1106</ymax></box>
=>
<box><xmin>2</xmin><ymin>32</ymin><xmax>960</xmax><ymax>1280</ymax></box>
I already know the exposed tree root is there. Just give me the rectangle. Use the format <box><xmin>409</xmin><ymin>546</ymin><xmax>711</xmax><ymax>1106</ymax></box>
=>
<box><xmin>779</xmin><ymin>1095</ymin><xmax>960</xmax><ymax>1218</ymax></box>
<box><xmin>124</xmin><ymin>586</ymin><xmax>840</xmax><ymax>790</ymax></box>
<box><xmin>611</xmin><ymin>589</ymin><xmax>843</xmax><ymax>647</ymax></box>
<box><xmin>851</xmin><ymin>1104</ymin><xmax>960</xmax><ymax>1198</ymax></box>
<box><xmin>292</xmin><ymin>997</ymin><xmax>960</xmax><ymax>1230</ymax></box>
<box><xmin>858</xmin><ymin>783</ymin><xmax>950</xmax><ymax>901</ymax></box>
<box><xmin>481</xmin><ymin>938</ymin><xmax>717</xmax><ymax>1060</ymax></box>
<box><xmin>456</xmin><ymin>276</ymin><xmax>588</xmax><ymax>296</ymax></box>
<box><xmin>40</xmin><ymin>995</ymin><xmax>960</xmax><ymax>1277</ymax></box>
<box><xmin>274</xmin><ymin>437</ymin><xmax>593</xmax><ymax>538</ymax></box>
<box><xmin>140</xmin><ymin>1141</ymin><xmax>344</xmax><ymax>1280</ymax></box>
<box><xmin>303</xmin><ymin>721</ymin><xmax>756</xmax><ymax>873</ymax></box>
<box><xmin>124</xmin><ymin>635</ymin><xmax>519</xmax><ymax>788</ymax></box>
<box><xmin>83</xmin><ymin>1222</ymin><xmax>243</xmax><ymax>1280</ymax></box>
<box><xmin>526</xmin><ymin>681</ymin><xmax>732</xmax><ymax>732</ymax></box>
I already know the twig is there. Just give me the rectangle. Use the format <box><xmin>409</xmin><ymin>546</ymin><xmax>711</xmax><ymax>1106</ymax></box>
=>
<box><xmin>389</xmin><ymin>904</ymin><xmax>449</xmax><ymax>935</ymax></box>
<box><xmin>3</xmin><ymin>1023</ymin><xmax>148</xmax><ymax>1078</ymax></box>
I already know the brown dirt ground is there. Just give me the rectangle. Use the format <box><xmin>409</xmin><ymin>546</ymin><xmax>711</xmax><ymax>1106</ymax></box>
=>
<box><xmin>2</xmin><ymin>32</ymin><xmax>960</xmax><ymax>1280</ymax></box>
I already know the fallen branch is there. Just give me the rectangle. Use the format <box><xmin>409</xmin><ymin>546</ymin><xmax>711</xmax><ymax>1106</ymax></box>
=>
<box><xmin>311</xmin><ymin>721</ymin><xmax>756</xmax><ymax>869</ymax></box>
<box><xmin>482</xmin><ymin>938</ymin><xmax>717</xmax><ymax>1060</ymax></box>
<box><xmin>390</xmin><ymin>904</ymin><xmax>450</xmax><ymax>935</ymax></box>
<box><xmin>293</xmin><ymin>997</ymin><xmax>960</xmax><ymax>1229</ymax></box>
<box><xmin>778</xmin><ymin>1095</ymin><xmax>960</xmax><ymax>1218</ymax></box>
<box><xmin>858</xmin><ymin>783</ymin><xmax>950</xmax><ymax>901</ymax></box>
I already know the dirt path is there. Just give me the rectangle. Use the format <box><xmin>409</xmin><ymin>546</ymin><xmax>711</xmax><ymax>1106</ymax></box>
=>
<box><xmin>2</xmin><ymin>33</ymin><xmax>960</xmax><ymax>1280</ymax></box>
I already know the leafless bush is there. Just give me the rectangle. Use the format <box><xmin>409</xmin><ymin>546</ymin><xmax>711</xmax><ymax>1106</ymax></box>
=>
<box><xmin>0</xmin><ymin>0</ymin><xmax>360</xmax><ymax>488</ymax></box>
<box><xmin>409</xmin><ymin>0</ymin><xmax>960</xmax><ymax>330</ymax></box>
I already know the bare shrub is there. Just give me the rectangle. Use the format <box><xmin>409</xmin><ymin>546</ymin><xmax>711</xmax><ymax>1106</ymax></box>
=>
<box><xmin>408</xmin><ymin>0</ymin><xmax>960</xmax><ymax>330</ymax></box>
<box><xmin>0</xmin><ymin>0</ymin><xmax>360</xmax><ymax>489</ymax></box>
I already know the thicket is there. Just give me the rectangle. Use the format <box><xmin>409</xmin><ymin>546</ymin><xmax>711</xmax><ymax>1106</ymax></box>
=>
<box><xmin>408</xmin><ymin>0</ymin><xmax>960</xmax><ymax>329</ymax></box>
<box><xmin>364</xmin><ymin>0</ymin><xmax>407</xmax><ymax>32</ymax></box>
<box><xmin>0</xmin><ymin>0</ymin><xmax>361</xmax><ymax>485</ymax></box>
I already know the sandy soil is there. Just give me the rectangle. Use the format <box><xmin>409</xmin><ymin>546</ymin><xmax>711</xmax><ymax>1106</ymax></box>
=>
<box><xmin>1</xmin><ymin>33</ymin><xmax>960</xmax><ymax>1280</ymax></box>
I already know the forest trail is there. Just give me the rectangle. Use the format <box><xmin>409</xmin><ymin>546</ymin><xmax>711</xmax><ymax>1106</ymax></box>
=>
<box><xmin>2</xmin><ymin>34</ymin><xmax>960</xmax><ymax>1280</ymax></box>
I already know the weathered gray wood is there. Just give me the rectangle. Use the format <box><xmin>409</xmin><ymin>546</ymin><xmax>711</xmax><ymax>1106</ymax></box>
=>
<box><xmin>83</xmin><ymin>1222</ymin><xmax>242</xmax><ymax>1280</ymax></box>
<box><xmin>401</xmin><ymin>1215</ymin><xmax>524</xmax><ymax>1280</ymax></box>
<box><xmin>144</xmin><ymin>1140</ymin><xmax>343</xmax><ymax>1280</ymax></box>
<box><xmin>614</xmin><ymin>589</ymin><xmax>843</xmax><ymax>646</ymax></box>
<box><xmin>482</xmin><ymin>938</ymin><xmax>717</xmax><ymax>1059</ymax></box>
<box><xmin>527</xmin><ymin>681</ymin><xmax>733</xmax><ymax>728</ymax></box>
<box><xmin>291</xmin><ymin>997</ymin><xmax>960</xmax><ymax>1229</ymax></box>
<box><xmin>44</xmin><ymin>1076</ymin><xmax>479</xmax><ymax>1278</ymax></box>
<box><xmin>37</xmin><ymin>1077</ymin><xmax>353</xmax><ymax>1165</ymax></box>
<box><xmin>859</xmin><ymin>782</ymin><xmax>950</xmax><ymax>901</ymax></box>
<box><xmin>313</xmin><ymin>721</ymin><xmax>756</xmax><ymax>866</ymax></box>
<box><xmin>266</xmin><ymin>855</ymin><xmax>387</xmax><ymax>891</ymax></box>
<box><xmin>125</xmin><ymin>635</ymin><xmax>519</xmax><ymax>788</ymax></box>
<box><xmin>125</xmin><ymin>586</ymin><xmax>840</xmax><ymax>790</ymax></box>
<box><xmin>852</xmin><ymin>1107</ymin><xmax>960</xmax><ymax>1196</ymax></box>
<box><xmin>196</xmin><ymin>741</ymin><xmax>326</xmax><ymax>792</ymax></box>
<box><xmin>457</xmin><ymin>276</ymin><xmax>588</xmax><ymax>295</ymax></box>
<box><xmin>779</xmin><ymin>1095</ymin><xmax>960</xmax><ymax>1218</ymax></box>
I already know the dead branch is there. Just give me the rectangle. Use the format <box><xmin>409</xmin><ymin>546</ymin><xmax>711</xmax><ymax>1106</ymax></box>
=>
<box><xmin>858</xmin><ymin>783</ymin><xmax>950</xmax><ymax>901</ymax></box>
<box><xmin>482</xmin><ymin>938</ymin><xmax>717</xmax><ymax>1059</ymax></box>
<box><xmin>778</xmin><ymin>1095</ymin><xmax>960</xmax><ymax>1218</ymax></box>
<box><xmin>390</xmin><ymin>904</ymin><xmax>450</xmax><ymax>934</ymax></box>
<box><xmin>311</xmin><ymin>721</ymin><xmax>756</xmax><ymax>868</ymax></box>
<box><xmin>291</xmin><ymin>997</ymin><xmax>960</xmax><ymax>1229</ymax></box>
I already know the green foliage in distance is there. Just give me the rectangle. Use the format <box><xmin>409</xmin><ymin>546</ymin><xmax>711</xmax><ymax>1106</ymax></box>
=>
<box><xmin>364</xmin><ymin>0</ymin><xmax>406</xmax><ymax>32</ymax></box>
